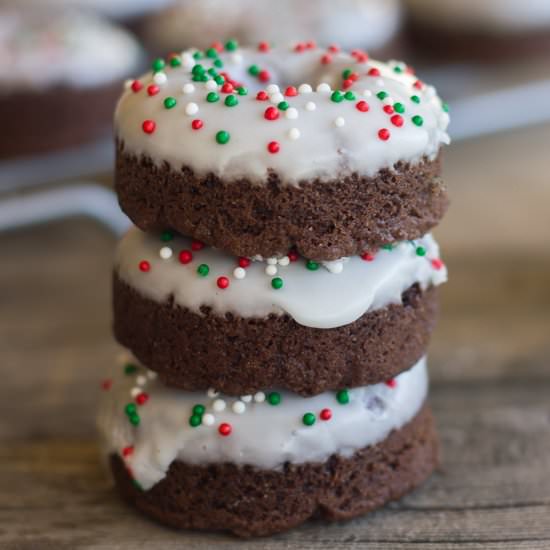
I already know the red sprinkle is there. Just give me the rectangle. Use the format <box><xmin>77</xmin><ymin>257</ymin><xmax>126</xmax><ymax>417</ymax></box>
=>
<box><xmin>258</xmin><ymin>41</ymin><xmax>270</xmax><ymax>52</ymax></box>
<box><xmin>414</xmin><ymin>80</ymin><xmax>424</xmax><ymax>90</ymax></box>
<box><xmin>288</xmin><ymin>250</ymin><xmax>299</xmax><ymax>262</ymax></box>
<box><xmin>191</xmin><ymin>240</ymin><xmax>204</xmax><ymax>251</ymax></box>
<box><xmin>238</xmin><ymin>257</ymin><xmax>251</xmax><ymax>268</ymax></box>
<box><xmin>211</xmin><ymin>41</ymin><xmax>224</xmax><ymax>52</ymax></box>
<box><xmin>321</xmin><ymin>54</ymin><xmax>332</xmax><ymax>65</ymax></box>
<box><xmin>267</xmin><ymin>141</ymin><xmax>280</xmax><ymax>154</ymax></box>
<box><xmin>264</xmin><ymin>106</ymin><xmax>279</xmax><ymax>120</ymax></box>
<box><xmin>136</xmin><ymin>392</ymin><xmax>149</xmax><ymax>405</ymax></box>
<box><xmin>431</xmin><ymin>258</ymin><xmax>444</xmax><ymax>270</ymax></box>
<box><xmin>285</xmin><ymin>86</ymin><xmax>298</xmax><ymax>97</ymax></box>
<box><xmin>142</xmin><ymin>120</ymin><xmax>156</xmax><ymax>134</ymax></box>
<box><xmin>356</xmin><ymin>100</ymin><xmax>370</xmax><ymax>112</ymax></box>
<box><xmin>342</xmin><ymin>78</ymin><xmax>354</xmax><ymax>90</ymax></box>
<box><xmin>218</xmin><ymin>423</ymin><xmax>232</xmax><ymax>436</ymax></box>
<box><xmin>367</xmin><ymin>68</ymin><xmax>380</xmax><ymax>77</ymax></box>
<box><xmin>101</xmin><ymin>379</ymin><xmax>112</xmax><ymax>391</ymax></box>
<box><xmin>328</xmin><ymin>44</ymin><xmax>340</xmax><ymax>53</ymax></box>
<box><xmin>294</xmin><ymin>42</ymin><xmax>306</xmax><ymax>53</ymax></box>
<box><xmin>130</xmin><ymin>80</ymin><xmax>142</xmax><ymax>93</ymax></box>
<box><xmin>139</xmin><ymin>260</ymin><xmax>151</xmax><ymax>272</ymax></box>
<box><xmin>179</xmin><ymin>250</ymin><xmax>193</xmax><ymax>264</ymax></box>
<box><xmin>391</xmin><ymin>114</ymin><xmax>404</xmax><ymax>127</ymax></box>
<box><xmin>221</xmin><ymin>82</ymin><xmax>234</xmax><ymax>93</ymax></box>
<box><xmin>217</xmin><ymin>276</ymin><xmax>230</xmax><ymax>289</ymax></box>
<box><xmin>378</xmin><ymin>128</ymin><xmax>390</xmax><ymax>141</ymax></box>
<box><xmin>122</xmin><ymin>446</ymin><xmax>134</xmax><ymax>458</ymax></box>
<box><xmin>306</xmin><ymin>40</ymin><xmax>316</xmax><ymax>49</ymax></box>
<box><xmin>256</xmin><ymin>90</ymin><xmax>269</xmax><ymax>101</ymax></box>
<box><xmin>147</xmin><ymin>84</ymin><xmax>159</xmax><ymax>96</ymax></box>
<box><xmin>361</xmin><ymin>252</ymin><xmax>376</xmax><ymax>261</ymax></box>
<box><xmin>383</xmin><ymin>104</ymin><xmax>395</xmax><ymax>114</ymax></box>
<box><xmin>320</xmin><ymin>408</ymin><xmax>332</xmax><ymax>421</ymax></box>
<box><xmin>191</xmin><ymin>119</ymin><xmax>203</xmax><ymax>130</ymax></box>
<box><xmin>258</xmin><ymin>69</ymin><xmax>270</xmax><ymax>83</ymax></box>
<box><xmin>385</xmin><ymin>379</ymin><xmax>397</xmax><ymax>389</ymax></box>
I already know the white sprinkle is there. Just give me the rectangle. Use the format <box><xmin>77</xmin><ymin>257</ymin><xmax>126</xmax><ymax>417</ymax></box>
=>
<box><xmin>207</xmin><ymin>388</ymin><xmax>219</xmax><ymax>398</ymax></box>
<box><xmin>232</xmin><ymin>401</ymin><xmax>246</xmax><ymax>414</ymax></box>
<box><xmin>298</xmin><ymin>83</ymin><xmax>313</xmax><ymax>94</ymax></box>
<box><xmin>288</xmin><ymin>127</ymin><xmax>301</xmax><ymax>140</ymax></box>
<box><xmin>278</xmin><ymin>256</ymin><xmax>290</xmax><ymax>266</ymax></box>
<box><xmin>425</xmin><ymin>85</ymin><xmax>437</xmax><ymax>98</ymax></box>
<box><xmin>265</xmin><ymin>265</ymin><xmax>278</xmax><ymax>276</ymax></box>
<box><xmin>130</xmin><ymin>387</ymin><xmax>141</xmax><ymax>398</ymax></box>
<box><xmin>136</xmin><ymin>375</ymin><xmax>146</xmax><ymax>387</ymax></box>
<box><xmin>185</xmin><ymin>102</ymin><xmax>199</xmax><ymax>116</ymax></box>
<box><xmin>182</xmin><ymin>83</ymin><xmax>195</xmax><ymax>94</ymax></box>
<box><xmin>159</xmin><ymin>246</ymin><xmax>173</xmax><ymax>260</ymax></box>
<box><xmin>212</xmin><ymin>399</ymin><xmax>226</xmax><ymax>412</ymax></box>
<box><xmin>146</xmin><ymin>370</ymin><xmax>157</xmax><ymax>380</ymax></box>
<box><xmin>181</xmin><ymin>53</ymin><xmax>195</xmax><ymax>69</ymax></box>
<box><xmin>202</xmin><ymin>413</ymin><xmax>215</xmax><ymax>426</ymax></box>
<box><xmin>363</xmin><ymin>89</ymin><xmax>373</xmax><ymax>97</ymax></box>
<box><xmin>266</xmin><ymin>84</ymin><xmax>280</xmax><ymax>95</ymax></box>
<box><xmin>267</xmin><ymin>257</ymin><xmax>278</xmax><ymax>265</ymax></box>
<box><xmin>153</xmin><ymin>72</ymin><xmax>167</xmax><ymax>85</ymax></box>
<box><xmin>254</xmin><ymin>392</ymin><xmax>266</xmax><ymax>403</ymax></box>
<box><xmin>123</xmin><ymin>79</ymin><xmax>132</xmax><ymax>90</ymax></box>
<box><xmin>205</xmin><ymin>79</ymin><xmax>218</xmax><ymax>91</ymax></box>
<box><xmin>316</xmin><ymin>82</ymin><xmax>331</xmax><ymax>93</ymax></box>
<box><xmin>305</xmin><ymin>101</ymin><xmax>317</xmax><ymax>111</ymax></box>
<box><xmin>230</xmin><ymin>52</ymin><xmax>243</xmax><ymax>65</ymax></box>
<box><xmin>241</xmin><ymin>395</ymin><xmax>253</xmax><ymax>403</ymax></box>
<box><xmin>233</xmin><ymin>267</ymin><xmax>246</xmax><ymax>280</ymax></box>
<box><xmin>285</xmin><ymin>107</ymin><xmax>299</xmax><ymax>120</ymax></box>
<box><xmin>376</xmin><ymin>78</ymin><xmax>385</xmax><ymax>87</ymax></box>
<box><xmin>270</xmin><ymin>92</ymin><xmax>284</xmax><ymax>104</ymax></box>
<box><xmin>334</xmin><ymin>116</ymin><xmax>346</xmax><ymax>128</ymax></box>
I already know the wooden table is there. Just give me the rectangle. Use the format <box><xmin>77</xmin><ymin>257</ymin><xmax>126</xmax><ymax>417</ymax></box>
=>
<box><xmin>1</xmin><ymin>123</ymin><xmax>550</xmax><ymax>549</ymax></box>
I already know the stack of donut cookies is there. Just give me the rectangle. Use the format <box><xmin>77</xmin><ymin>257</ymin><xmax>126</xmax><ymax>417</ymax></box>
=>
<box><xmin>98</xmin><ymin>39</ymin><xmax>451</xmax><ymax>537</ymax></box>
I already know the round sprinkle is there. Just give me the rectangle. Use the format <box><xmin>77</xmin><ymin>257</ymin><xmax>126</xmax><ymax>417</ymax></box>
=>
<box><xmin>259</xmin><ymin>69</ymin><xmax>270</xmax><ymax>82</ymax></box>
<box><xmin>130</xmin><ymin>80</ymin><xmax>142</xmax><ymax>93</ymax></box>
<box><xmin>182</xmin><ymin>83</ymin><xmax>195</xmax><ymax>94</ymax></box>
<box><xmin>220</xmin><ymin>83</ymin><xmax>234</xmax><ymax>93</ymax></box>
<box><xmin>302</xmin><ymin>412</ymin><xmax>316</xmax><ymax>426</ymax></box>
<box><xmin>206</xmin><ymin>91</ymin><xmax>219</xmax><ymax>102</ymax></box>
<box><xmin>267</xmin><ymin>257</ymin><xmax>278</xmax><ymax>265</ymax></box>
<box><xmin>153</xmin><ymin>72</ymin><xmax>167</xmax><ymax>85</ymax></box>
<box><xmin>256</xmin><ymin>90</ymin><xmax>268</xmax><ymax>101</ymax></box>
<box><xmin>161</xmin><ymin>230</ymin><xmax>173</xmax><ymax>242</ymax></box>
<box><xmin>376</xmin><ymin>91</ymin><xmax>388</xmax><ymax>100</ymax></box>
<box><xmin>356</xmin><ymin>100</ymin><xmax>369</xmax><ymax>112</ymax></box>
<box><xmin>193</xmin><ymin>404</ymin><xmax>205</xmax><ymax>416</ymax></box>
<box><xmin>271</xmin><ymin>277</ymin><xmax>284</xmax><ymax>290</ymax></box>
<box><xmin>225</xmin><ymin>39</ymin><xmax>238</xmax><ymax>51</ymax></box>
<box><xmin>265</xmin><ymin>264</ymin><xmax>278</xmax><ymax>276</ymax></box>
<box><xmin>185</xmin><ymin>102</ymin><xmax>199</xmax><ymax>116</ymax></box>
<box><xmin>412</xmin><ymin>115</ymin><xmax>424</xmax><ymax>126</ymax></box>
<box><xmin>258</xmin><ymin>41</ymin><xmax>270</xmax><ymax>52</ymax></box>
<box><xmin>216</xmin><ymin>130</ymin><xmax>230</xmax><ymax>144</ymax></box>
<box><xmin>189</xmin><ymin>415</ymin><xmax>201</xmax><ymax>427</ymax></box>
<box><xmin>128</xmin><ymin>414</ymin><xmax>140</xmax><ymax>426</ymax></box>
<box><xmin>378</xmin><ymin>128</ymin><xmax>390</xmax><ymax>141</ymax></box>
<box><xmin>142</xmin><ymin>120</ymin><xmax>156</xmax><ymax>134</ymax></box>
<box><xmin>270</xmin><ymin>93</ymin><xmax>284</xmax><ymax>104</ymax></box>
<box><xmin>152</xmin><ymin>58</ymin><xmax>165</xmax><ymax>72</ymax></box>
<box><xmin>267</xmin><ymin>141</ymin><xmax>280</xmax><ymax>154</ymax></box>
<box><xmin>334</xmin><ymin>116</ymin><xmax>345</xmax><ymax>128</ymax></box>
<box><xmin>238</xmin><ymin>257</ymin><xmax>251</xmax><ymax>268</ymax></box>
<box><xmin>416</xmin><ymin>245</ymin><xmax>427</xmax><ymax>257</ymax></box>
<box><xmin>394</xmin><ymin>102</ymin><xmax>405</xmax><ymax>113</ymax></box>
<box><xmin>264</xmin><ymin>106</ymin><xmax>279</xmax><ymax>120</ymax></box>
<box><xmin>361</xmin><ymin>252</ymin><xmax>375</xmax><ymax>261</ymax></box>
<box><xmin>147</xmin><ymin>84</ymin><xmax>160</xmax><ymax>96</ymax></box>
<box><xmin>202</xmin><ymin>413</ymin><xmax>215</xmax><ymax>426</ymax></box>
<box><xmin>277</xmin><ymin>100</ymin><xmax>289</xmax><ymax>111</ymax></box>
<box><xmin>391</xmin><ymin>114</ymin><xmax>404</xmax><ymax>127</ymax></box>
<box><xmin>306</xmin><ymin>260</ymin><xmax>319</xmax><ymax>271</ymax></box>
<box><xmin>232</xmin><ymin>401</ymin><xmax>246</xmax><ymax>414</ymax></box>
<box><xmin>233</xmin><ymin>267</ymin><xmax>246</xmax><ymax>279</ymax></box>
<box><xmin>411</xmin><ymin>95</ymin><xmax>421</xmax><ymax>104</ymax></box>
<box><xmin>267</xmin><ymin>392</ymin><xmax>281</xmax><ymax>406</ymax></box>
<box><xmin>122</xmin><ymin>446</ymin><xmax>134</xmax><ymax>457</ymax></box>
<box><xmin>288</xmin><ymin>128</ymin><xmax>301</xmax><ymax>140</ymax></box>
<box><xmin>191</xmin><ymin>240</ymin><xmax>204</xmax><ymax>251</ymax></box>
<box><xmin>191</xmin><ymin>119</ymin><xmax>203</xmax><ymax>130</ymax></box>
<box><xmin>179</xmin><ymin>250</ymin><xmax>193</xmax><ymax>264</ymax></box>
<box><xmin>266</xmin><ymin>84</ymin><xmax>280</xmax><ymax>94</ymax></box>
<box><xmin>237</xmin><ymin>86</ymin><xmax>248</xmax><ymax>96</ymax></box>
<box><xmin>344</xmin><ymin>91</ymin><xmax>356</xmax><ymax>101</ymax></box>
<box><xmin>336</xmin><ymin>389</ymin><xmax>350</xmax><ymax>405</ymax></box>
<box><xmin>197</xmin><ymin>263</ymin><xmax>210</xmax><ymax>277</ymax></box>
<box><xmin>164</xmin><ymin>97</ymin><xmax>177</xmax><ymax>109</ymax></box>
<box><xmin>159</xmin><ymin>246</ymin><xmax>173</xmax><ymax>260</ymax></box>
<box><xmin>316</xmin><ymin>83</ymin><xmax>331</xmax><ymax>93</ymax></box>
<box><xmin>368</xmin><ymin>67</ymin><xmax>381</xmax><ymax>77</ymax></box>
<box><xmin>331</xmin><ymin>90</ymin><xmax>344</xmax><ymax>103</ymax></box>
<box><xmin>225</xmin><ymin>95</ymin><xmax>238</xmax><ymax>107</ymax></box>
<box><xmin>212</xmin><ymin>399</ymin><xmax>226</xmax><ymax>412</ymax></box>
<box><xmin>207</xmin><ymin>388</ymin><xmax>219</xmax><ymax>398</ymax></box>
<box><xmin>241</xmin><ymin>395</ymin><xmax>253</xmax><ymax>403</ymax></box>
<box><xmin>298</xmin><ymin>83</ymin><xmax>313</xmax><ymax>94</ymax></box>
<box><xmin>139</xmin><ymin>260</ymin><xmax>150</xmax><ymax>272</ymax></box>
<box><xmin>205</xmin><ymin>79</ymin><xmax>218</xmax><ymax>91</ymax></box>
<box><xmin>285</xmin><ymin>86</ymin><xmax>298</xmax><ymax>97</ymax></box>
<box><xmin>254</xmin><ymin>392</ymin><xmax>266</xmax><ymax>403</ymax></box>
<box><xmin>305</xmin><ymin>101</ymin><xmax>316</xmax><ymax>111</ymax></box>
<box><xmin>386</xmin><ymin>379</ymin><xmax>397</xmax><ymax>388</ymax></box>
<box><xmin>320</xmin><ymin>408</ymin><xmax>332</xmax><ymax>421</ymax></box>
<box><xmin>285</xmin><ymin>107</ymin><xmax>299</xmax><ymax>120</ymax></box>
<box><xmin>218</xmin><ymin>423</ymin><xmax>232</xmax><ymax>436</ymax></box>
<box><xmin>278</xmin><ymin>256</ymin><xmax>290</xmax><ymax>266</ymax></box>
<box><xmin>217</xmin><ymin>276</ymin><xmax>230</xmax><ymax>289</ymax></box>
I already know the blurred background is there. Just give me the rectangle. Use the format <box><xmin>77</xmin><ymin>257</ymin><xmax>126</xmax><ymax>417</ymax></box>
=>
<box><xmin>1</xmin><ymin>0</ymin><xmax>549</xmax><ymax>545</ymax></box>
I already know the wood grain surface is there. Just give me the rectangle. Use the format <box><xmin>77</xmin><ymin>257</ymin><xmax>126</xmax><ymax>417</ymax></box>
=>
<box><xmin>1</xmin><ymin>123</ymin><xmax>549</xmax><ymax>549</ymax></box>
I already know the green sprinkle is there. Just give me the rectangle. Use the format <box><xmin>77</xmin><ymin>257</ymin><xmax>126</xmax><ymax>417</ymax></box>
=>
<box><xmin>225</xmin><ymin>39</ymin><xmax>239</xmax><ymax>51</ymax></box>
<box><xmin>192</xmin><ymin>73</ymin><xmax>208</xmax><ymax>82</ymax></box>
<box><xmin>197</xmin><ymin>264</ymin><xmax>210</xmax><ymax>277</ymax></box>
<box><xmin>125</xmin><ymin>403</ymin><xmax>137</xmax><ymax>415</ymax></box>
<box><xmin>302</xmin><ymin>412</ymin><xmax>316</xmax><ymax>426</ymax></box>
<box><xmin>206</xmin><ymin>47</ymin><xmax>218</xmax><ymax>59</ymax></box>
<box><xmin>189</xmin><ymin>415</ymin><xmax>202</xmax><ymax>427</ymax></box>
<box><xmin>124</xmin><ymin>363</ymin><xmax>137</xmax><ymax>375</ymax></box>
<box><xmin>342</xmin><ymin>68</ymin><xmax>353</xmax><ymax>79</ymax></box>
<box><xmin>193</xmin><ymin>51</ymin><xmax>203</xmax><ymax>60</ymax></box>
<box><xmin>193</xmin><ymin>404</ymin><xmax>205</xmax><ymax>416</ymax></box>
<box><xmin>248</xmin><ymin>64</ymin><xmax>260</xmax><ymax>76</ymax></box>
<box><xmin>163</xmin><ymin>97</ymin><xmax>177</xmax><ymax>109</ymax></box>
<box><xmin>152</xmin><ymin>58</ymin><xmax>165</xmax><ymax>72</ymax></box>
<box><xmin>161</xmin><ymin>230</ymin><xmax>173</xmax><ymax>242</ymax></box>
<box><xmin>344</xmin><ymin>91</ymin><xmax>356</xmax><ymax>101</ymax></box>
<box><xmin>225</xmin><ymin>94</ymin><xmax>238</xmax><ymax>107</ymax></box>
<box><xmin>306</xmin><ymin>260</ymin><xmax>319</xmax><ymax>271</ymax></box>
<box><xmin>277</xmin><ymin>101</ymin><xmax>289</xmax><ymax>111</ymax></box>
<box><xmin>216</xmin><ymin>130</ymin><xmax>230</xmax><ymax>144</ymax></box>
<box><xmin>381</xmin><ymin>243</ymin><xmax>394</xmax><ymax>251</ymax></box>
<box><xmin>376</xmin><ymin>91</ymin><xmax>388</xmax><ymax>100</ymax></box>
<box><xmin>393</xmin><ymin>65</ymin><xmax>404</xmax><ymax>73</ymax></box>
<box><xmin>213</xmin><ymin>59</ymin><xmax>224</xmax><ymax>69</ymax></box>
<box><xmin>206</xmin><ymin>92</ymin><xmax>219</xmax><ymax>103</ymax></box>
<box><xmin>132</xmin><ymin>479</ymin><xmax>144</xmax><ymax>491</ymax></box>
<box><xmin>128</xmin><ymin>413</ymin><xmax>140</xmax><ymax>426</ymax></box>
<box><xmin>267</xmin><ymin>392</ymin><xmax>281</xmax><ymax>406</ymax></box>
<box><xmin>412</xmin><ymin>115</ymin><xmax>424</xmax><ymax>127</ymax></box>
<box><xmin>191</xmin><ymin>64</ymin><xmax>205</xmax><ymax>76</ymax></box>
<box><xmin>393</xmin><ymin>102</ymin><xmax>405</xmax><ymax>114</ymax></box>
<box><xmin>416</xmin><ymin>245</ymin><xmax>426</xmax><ymax>257</ymax></box>
<box><xmin>336</xmin><ymin>390</ymin><xmax>349</xmax><ymax>405</ymax></box>
<box><xmin>237</xmin><ymin>86</ymin><xmax>248</xmax><ymax>96</ymax></box>
<box><xmin>207</xmin><ymin>67</ymin><xmax>217</xmax><ymax>76</ymax></box>
<box><xmin>271</xmin><ymin>277</ymin><xmax>283</xmax><ymax>290</ymax></box>
<box><xmin>331</xmin><ymin>90</ymin><xmax>344</xmax><ymax>103</ymax></box>
<box><xmin>442</xmin><ymin>102</ymin><xmax>450</xmax><ymax>113</ymax></box>
<box><xmin>214</xmin><ymin>76</ymin><xmax>225</xmax><ymax>86</ymax></box>
<box><xmin>169</xmin><ymin>57</ymin><xmax>181</xmax><ymax>68</ymax></box>
<box><xmin>411</xmin><ymin>95</ymin><xmax>421</xmax><ymax>104</ymax></box>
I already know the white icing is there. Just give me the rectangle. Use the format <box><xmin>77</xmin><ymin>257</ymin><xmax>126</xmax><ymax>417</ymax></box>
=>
<box><xmin>144</xmin><ymin>0</ymin><xmax>402</xmax><ymax>53</ymax></box>
<box><xmin>115</xmin><ymin>46</ymin><xmax>450</xmax><ymax>184</ymax></box>
<box><xmin>98</xmin><ymin>354</ymin><xmax>429</xmax><ymax>489</ymax></box>
<box><xmin>0</xmin><ymin>10</ymin><xmax>142</xmax><ymax>92</ymax></box>
<box><xmin>405</xmin><ymin>0</ymin><xmax>550</xmax><ymax>33</ymax></box>
<box><xmin>115</xmin><ymin>227</ymin><xmax>447</xmax><ymax>330</ymax></box>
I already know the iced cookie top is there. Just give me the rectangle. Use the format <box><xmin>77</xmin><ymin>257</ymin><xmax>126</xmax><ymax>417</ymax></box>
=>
<box><xmin>0</xmin><ymin>10</ymin><xmax>142</xmax><ymax>92</ymax></box>
<box><xmin>115</xmin><ymin>41</ymin><xmax>450</xmax><ymax>184</ymax></box>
